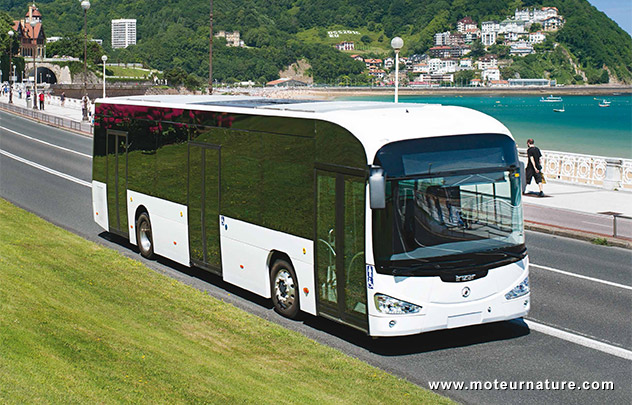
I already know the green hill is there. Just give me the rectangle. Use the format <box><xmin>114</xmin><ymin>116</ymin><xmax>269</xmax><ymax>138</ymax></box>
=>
<box><xmin>1</xmin><ymin>0</ymin><xmax>630</xmax><ymax>84</ymax></box>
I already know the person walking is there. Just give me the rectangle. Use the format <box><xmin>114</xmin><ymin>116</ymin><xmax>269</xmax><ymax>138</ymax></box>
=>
<box><xmin>525</xmin><ymin>138</ymin><xmax>544</xmax><ymax>197</ymax></box>
<box><xmin>60</xmin><ymin>92</ymin><xmax>65</xmax><ymax>107</ymax></box>
<box><xmin>39</xmin><ymin>92</ymin><xmax>45</xmax><ymax>110</ymax></box>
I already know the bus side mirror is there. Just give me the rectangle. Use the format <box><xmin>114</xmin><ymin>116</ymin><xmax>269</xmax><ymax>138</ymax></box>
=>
<box><xmin>369</xmin><ymin>166</ymin><xmax>386</xmax><ymax>209</ymax></box>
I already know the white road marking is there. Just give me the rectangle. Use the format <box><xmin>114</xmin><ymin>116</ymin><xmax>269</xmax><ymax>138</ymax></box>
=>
<box><xmin>0</xmin><ymin>149</ymin><xmax>91</xmax><ymax>188</ymax></box>
<box><xmin>525</xmin><ymin>319</ymin><xmax>632</xmax><ymax>361</ymax></box>
<box><xmin>530</xmin><ymin>263</ymin><xmax>632</xmax><ymax>291</ymax></box>
<box><xmin>0</xmin><ymin>125</ymin><xmax>91</xmax><ymax>158</ymax></box>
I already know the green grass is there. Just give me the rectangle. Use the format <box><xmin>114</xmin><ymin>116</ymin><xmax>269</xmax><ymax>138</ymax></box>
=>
<box><xmin>107</xmin><ymin>65</ymin><xmax>157</xmax><ymax>79</ymax></box>
<box><xmin>591</xmin><ymin>237</ymin><xmax>610</xmax><ymax>246</ymax></box>
<box><xmin>0</xmin><ymin>199</ymin><xmax>451</xmax><ymax>404</ymax></box>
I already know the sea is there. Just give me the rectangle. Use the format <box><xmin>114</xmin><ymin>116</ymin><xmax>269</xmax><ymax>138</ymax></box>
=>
<box><xmin>343</xmin><ymin>94</ymin><xmax>632</xmax><ymax>159</ymax></box>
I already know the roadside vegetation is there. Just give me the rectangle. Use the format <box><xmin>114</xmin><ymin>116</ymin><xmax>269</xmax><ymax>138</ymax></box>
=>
<box><xmin>0</xmin><ymin>198</ymin><xmax>451</xmax><ymax>404</ymax></box>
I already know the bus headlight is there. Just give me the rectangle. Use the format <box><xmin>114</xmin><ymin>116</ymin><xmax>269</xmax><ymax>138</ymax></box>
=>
<box><xmin>505</xmin><ymin>276</ymin><xmax>529</xmax><ymax>300</ymax></box>
<box><xmin>374</xmin><ymin>293</ymin><xmax>421</xmax><ymax>314</ymax></box>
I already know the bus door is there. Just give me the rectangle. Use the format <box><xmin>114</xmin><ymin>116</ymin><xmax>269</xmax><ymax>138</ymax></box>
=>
<box><xmin>315</xmin><ymin>167</ymin><xmax>368</xmax><ymax>331</ymax></box>
<box><xmin>106</xmin><ymin>129</ymin><xmax>128</xmax><ymax>235</ymax></box>
<box><xmin>188</xmin><ymin>143</ymin><xmax>221</xmax><ymax>274</ymax></box>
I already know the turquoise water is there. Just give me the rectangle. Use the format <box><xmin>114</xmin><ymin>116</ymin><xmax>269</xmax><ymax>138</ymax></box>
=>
<box><xmin>345</xmin><ymin>94</ymin><xmax>632</xmax><ymax>158</ymax></box>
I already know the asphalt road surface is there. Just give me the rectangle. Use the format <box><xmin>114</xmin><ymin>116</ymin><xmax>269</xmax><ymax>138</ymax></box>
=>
<box><xmin>1</xmin><ymin>110</ymin><xmax>631</xmax><ymax>404</ymax></box>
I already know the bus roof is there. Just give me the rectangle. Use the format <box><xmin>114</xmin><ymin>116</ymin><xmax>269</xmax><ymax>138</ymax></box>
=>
<box><xmin>96</xmin><ymin>95</ymin><xmax>513</xmax><ymax>162</ymax></box>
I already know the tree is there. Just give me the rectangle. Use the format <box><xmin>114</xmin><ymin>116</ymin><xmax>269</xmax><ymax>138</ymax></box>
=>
<box><xmin>164</xmin><ymin>67</ymin><xmax>187</xmax><ymax>87</ymax></box>
<box><xmin>469</xmin><ymin>40</ymin><xmax>485</xmax><ymax>58</ymax></box>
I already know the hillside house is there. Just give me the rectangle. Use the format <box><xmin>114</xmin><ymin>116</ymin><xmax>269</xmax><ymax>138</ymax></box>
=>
<box><xmin>482</xmin><ymin>67</ymin><xmax>501</xmax><ymax>82</ymax></box>
<box><xmin>13</xmin><ymin>4</ymin><xmax>46</xmax><ymax>58</ymax></box>
<box><xmin>528</xmin><ymin>31</ymin><xmax>546</xmax><ymax>44</ymax></box>
<box><xmin>499</xmin><ymin>19</ymin><xmax>526</xmax><ymax>34</ymax></box>
<box><xmin>543</xmin><ymin>16</ymin><xmax>564</xmax><ymax>31</ymax></box>
<box><xmin>457</xmin><ymin>17</ymin><xmax>477</xmax><ymax>33</ymax></box>
<box><xmin>510</xmin><ymin>41</ymin><xmax>535</xmax><ymax>56</ymax></box>
<box><xmin>335</xmin><ymin>41</ymin><xmax>355</xmax><ymax>51</ymax></box>
<box><xmin>481</xmin><ymin>21</ymin><xmax>500</xmax><ymax>33</ymax></box>
<box><xmin>476</xmin><ymin>55</ymin><xmax>498</xmax><ymax>70</ymax></box>
<box><xmin>215</xmin><ymin>30</ymin><xmax>245</xmax><ymax>47</ymax></box>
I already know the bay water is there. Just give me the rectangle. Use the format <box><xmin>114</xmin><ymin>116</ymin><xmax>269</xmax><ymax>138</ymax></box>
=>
<box><xmin>345</xmin><ymin>94</ymin><xmax>632</xmax><ymax>159</ymax></box>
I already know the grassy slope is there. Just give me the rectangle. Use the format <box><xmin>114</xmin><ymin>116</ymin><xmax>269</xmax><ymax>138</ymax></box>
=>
<box><xmin>0</xmin><ymin>199</ymin><xmax>451</xmax><ymax>404</ymax></box>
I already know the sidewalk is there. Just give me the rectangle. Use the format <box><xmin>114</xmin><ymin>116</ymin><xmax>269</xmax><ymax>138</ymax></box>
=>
<box><xmin>0</xmin><ymin>92</ymin><xmax>91</xmax><ymax>133</ymax></box>
<box><xmin>522</xmin><ymin>179</ymin><xmax>632</xmax><ymax>245</ymax></box>
<box><xmin>1</xmin><ymin>93</ymin><xmax>630</xmax><ymax>246</ymax></box>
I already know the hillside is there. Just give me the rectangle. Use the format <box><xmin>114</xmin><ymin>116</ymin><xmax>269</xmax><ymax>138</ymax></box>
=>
<box><xmin>1</xmin><ymin>0</ymin><xmax>630</xmax><ymax>84</ymax></box>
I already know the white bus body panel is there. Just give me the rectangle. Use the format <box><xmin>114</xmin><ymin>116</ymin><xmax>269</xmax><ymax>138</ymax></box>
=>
<box><xmin>366</xmin><ymin>258</ymin><xmax>530</xmax><ymax>337</ymax></box>
<box><xmin>219</xmin><ymin>216</ymin><xmax>316</xmax><ymax>316</ymax></box>
<box><xmin>92</xmin><ymin>180</ymin><xmax>109</xmax><ymax>231</ymax></box>
<box><xmin>127</xmin><ymin>190</ymin><xmax>190</xmax><ymax>267</ymax></box>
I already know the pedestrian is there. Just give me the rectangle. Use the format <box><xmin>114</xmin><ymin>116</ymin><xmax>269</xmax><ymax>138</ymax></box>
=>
<box><xmin>39</xmin><ymin>92</ymin><xmax>45</xmax><ymax>110</ymax></box>
<box><xmin>525</xmin><ymin>138</ymin><xmax>544</xmax><ymax>197</ymax></box>
<box><xmin>18</xmin><ymin>88</ymin><xmax>22</xmax><ymax>99</ymax></box>
<box><xmin>81</xmin><ymin>95</ymin><xmax>89</xmax><ymax>120</ymax></box>
<box><xmin>60</xmin><ymin>91</ymin><xmax>65</xmax><ymax>107</ymax></box>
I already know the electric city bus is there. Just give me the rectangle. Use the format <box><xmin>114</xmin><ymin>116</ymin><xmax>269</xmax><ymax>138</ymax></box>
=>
<box><xmin>91</xmin><ymin>95</ymin><xmax>529</xmax><ymax>337</ymax></box>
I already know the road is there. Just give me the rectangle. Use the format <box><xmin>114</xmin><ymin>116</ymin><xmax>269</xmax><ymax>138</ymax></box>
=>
<box><xmin>1</xmin><ymin>110</ymin><xmax>631</xmax><ymax>404</ymax></box>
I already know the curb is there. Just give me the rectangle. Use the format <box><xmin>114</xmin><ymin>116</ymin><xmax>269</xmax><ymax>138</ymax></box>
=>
<box><xmin>525</xmin><ymin>221</ymin><xmax>631</xmax><ymax>249</ymax></box>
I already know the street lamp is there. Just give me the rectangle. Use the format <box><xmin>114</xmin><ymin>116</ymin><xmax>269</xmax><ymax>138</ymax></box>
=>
<box><xmin>390</xmin><ymin>37</ymin><xmax>403</xmax><ymax>103</ymax></box>
<box><xmin>101</xmin><ymin>54</ymin><xmax>107</xmax><ymax>98</ymax></box>
<box><xmin>209</xmin><ymin>0</ymin><xmax>213</xmax><ymax>94</ymax></box>
<box><xmin>7</xmin><ymin>30</ymin><xmax>14</xmax><ymax>103</ymax></box>
<box><xmin>81</xmin><ymin>0</ymin><xmax>90</xmax><ymax>121</ymax></box>
<box><xmin>30</xmin><ymin>18</ymin><xmax>38</xmax><ymax>109</ymax></box>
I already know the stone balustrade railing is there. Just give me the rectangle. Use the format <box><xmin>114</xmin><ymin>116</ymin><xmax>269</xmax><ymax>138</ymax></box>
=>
<box><xmin>518</xmin><ymin>148</ymin><xmax>632</xmax><ymax>191</ymax></box>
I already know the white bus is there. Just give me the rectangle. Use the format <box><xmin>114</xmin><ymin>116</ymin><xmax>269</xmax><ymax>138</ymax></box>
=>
<box><xmin>92</xmin><ymin>95</ymin><xmax>529</xmax><ymax>336</ymax></box>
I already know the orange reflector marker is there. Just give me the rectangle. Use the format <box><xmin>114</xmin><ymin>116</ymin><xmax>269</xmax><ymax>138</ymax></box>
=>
<box><xmin>240</xmin><ymin>265</ymin><xmax>244</xmax><ymax>269</ymax></box>
<box><xmin>95</xmin><ymin>212</ymin><xmax>98</xmax><ymax>216</ymax></box>
<box><xmin>302</xmin><ymin>248</ymin><xmax>306</xmax><ymax>255</ymax></box>
<box><xmin>130</xmin><ymin>225</ymin><xmax>133</xmax><ymax>229</ymax></box>
<box><xmin>180</xmin><ymin>211</ymin><xmax>183</xmax><ymax>217</ymax></box>
<box><xmin>130</xmin><ymin>197</ymin><xmax>133</xmax><ymax>202</ymax></box>
<box><xmin>303</xmin><ymin>287</ymin><xmax>309</xmax><ymax>295</ymax></box>
<box><xmin>173</xmin><ymin>241</ymin><xmax>177</xmax><ymax>245</ymax></box>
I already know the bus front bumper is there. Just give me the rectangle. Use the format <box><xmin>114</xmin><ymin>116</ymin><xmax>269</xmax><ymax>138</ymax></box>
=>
<box><xmin>368</xmin><ymin>292</ymin><xmax>530</xmax><ymax>337</ymax></box>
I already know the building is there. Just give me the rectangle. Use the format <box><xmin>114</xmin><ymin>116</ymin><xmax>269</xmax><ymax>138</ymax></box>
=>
<box><xmin>214</xmin><ymin>31</ymin><xmax>245</xmax><ymax>47</ymax></box>
<box><xmin>364</xmin><ymin>58</ymin><xmax>383</xmax><ymax>69</ymax></box>
<box><xmin>482</xmin><ymin>67</ymin><xmax>501</xmax><ymax>82</ymax></box>
<box><xmin>499</xmin><ymin>19</ymin><xmax>526</xmax><ymax>34</ymax></box>
<box><xmin>515</xmin><ymin>7</ymin><xmax>559</xmax><ymax>23</ymax></box>
<box><xmin>266</xmin><ymin>78</ymin><xmax>308</xmax><ymax>87</ymax></box>
<box><xmin>457</xmin><ymin>17</ymin><xmax>477</xmax><ymax>33</ymax></box>
<box><xmin>428</xmin><ymin>45</ymin><xmax>470</xmax><ymax>59</ymax></box>
<box><xmin>111</xmin><ymin>19</ymin><xmax>137</xmax><ymax>49</ymax></box>
<box><xmin>510</xmin><ymin>41</ymin><xmax>535</xmax><ymax>56</ymax></box>
<box><xmin>416</xmin><ymin>73</ymin><xmax>454</xmax><ymax>84</ymax></box>
<box><xmin>489</xmin><ymin>80</ymin><xmax>509</xmax><ymax>87</ymax></box>
<box><xmin>481</xmin><ymin>21</ymin><xmax>499</xmax><ymax>33</ymax></box>
<box><xmin>434</xmin><ymin>31</ymin><xmax>451</xmax><ymax>46</ymax></box>
<box><xmin>482</xmin><ymin>31</ymin><xmax>497</xmax><ymax>46</ymax></box>
<box><xmin>508</xmin><ymin>78</ymin><xmax>555</xmax><ymax>87</ymax></box>
<box><xmin>529</xmin><ymin>31</ymin><xmax>546</xmax><ymax>44</ymax></box>
<box><xmin>543</xmin><ymin>16</ymin><xmax>564</xmax><ymax>31</ymax></box>
<box><xmin>459</xmin><ymin>58</ymin><xmax>473</xmax><ymax>70</ymax></box>
<box><xmin>335</xmin><ymin>41</ymin><xmax>354</xmax><ymax>51</ymax></box>
<box><xmin>476</xmin><ymin>55</ymin><xmax>498</xmax><ymax>70</ymax></box>
<box><xmin>13</xmin><ymin>4</ymin><xmax>46</xmax><ymax>58</ymax></box>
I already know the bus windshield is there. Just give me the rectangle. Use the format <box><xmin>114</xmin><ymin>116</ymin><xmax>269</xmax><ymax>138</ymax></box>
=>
<box><xmin>372</xmin><ymin>134</ymin><xmax>525</xmax><ymax>275</ymax></box>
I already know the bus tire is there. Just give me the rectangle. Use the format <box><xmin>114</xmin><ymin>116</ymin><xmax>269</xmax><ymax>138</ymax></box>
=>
<box><xmin>270</xmin><ymin>259</ymin><xmax>300</xmax><ymax>319</ymax></box>
<box><xmin>136</xmin><ymin>212</ymin><xmax>155</xmax><ymax>259</ymax></box>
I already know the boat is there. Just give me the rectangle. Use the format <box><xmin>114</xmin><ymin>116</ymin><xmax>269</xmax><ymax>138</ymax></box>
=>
<box><xmin>598</xmin><ymin>99</ymin><xmax>611</xmax><ymax>107</ymax></box>
<box><xmin>553</xmin><ymin>105</ymin><xmax>565</xmax><ymax>112</ymax></box>
<box><xmin>540</xmin><ymin>95</ymin><xmax>563</xmax><ymax>102</ymax></box>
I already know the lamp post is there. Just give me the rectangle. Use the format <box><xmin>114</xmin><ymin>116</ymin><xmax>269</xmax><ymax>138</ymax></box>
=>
<box><xmin>7</xmin><ymin>30</ymin><xmax>14</xmax><ymax>103</ymax></box>
<box><xmin>390</xmin><ymin>37</ymin><xmax>403</xmax><ymax>103</ymax></box>
<box><xmin>81</xmin><ymin>0</ymin><xmax>90</xmax><ymax>121</ymax></box>
<box><xmin>101</xmin><ymin>54</ymin><xmax>107</xmax><ymax>98</ymax></box>
<box><xmin>30</xmin><ymin>18</ymin><xmax>38</xmax><ymax>109</ymax></box>
<box><xmin>209</xmin><ymin>0</ymin><xmax>213</xmax><ymax>94</ymax></box>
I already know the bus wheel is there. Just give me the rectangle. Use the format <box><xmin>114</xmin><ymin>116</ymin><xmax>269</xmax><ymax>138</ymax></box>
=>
<box><xmin>271</xmin><ymin>259</ymin><xmax>300</xmax><ymax>319</ymax></box>
<box><xmin>136</xmin><ymin>212</ymin><xmax>155</xmax><ymax>259</ymax></box>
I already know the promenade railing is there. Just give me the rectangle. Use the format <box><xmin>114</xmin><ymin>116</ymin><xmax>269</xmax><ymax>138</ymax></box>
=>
<box><xmin>518</xmin><ymin>148</ymin><xmax>632</xmax><ymax>191</ymax></box>
<box><xmin>0</xmin><ymin>100</ymin><xmax>90</xmax><ymax>134</ymax></box>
